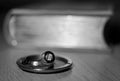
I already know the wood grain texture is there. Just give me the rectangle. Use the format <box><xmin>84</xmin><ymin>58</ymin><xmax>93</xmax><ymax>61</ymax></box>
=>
<box><xmin>0</xmin><ymin>46</ymin><xmax>120</xmax><ymax>81</ymax></box>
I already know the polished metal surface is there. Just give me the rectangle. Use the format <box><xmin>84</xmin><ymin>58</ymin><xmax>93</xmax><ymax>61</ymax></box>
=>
<box><xmin>41</xmin><ymin>51</ymin><xmax>55</xmax><ymax>64</ymax></box>
<box><xmin>16</xmin><ymin>54</ymin><xmax>73</xmax><ymax>74</ymax></box>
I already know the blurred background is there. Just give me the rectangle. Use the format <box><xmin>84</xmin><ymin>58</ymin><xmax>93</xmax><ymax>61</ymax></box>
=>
<box><xmin>0</xmin><ymin>0</ymin><xmax>116</xmax><ymax>30</ymax></box>
<box><xmin>0</xmin><ymin>0</ymin><xmax>118</xmax><ymax>30</ymax></box>
<box><xmin>0</xmin><ymin>0</ymin><xmax>116</xmax><ymax>12</ymax></box>
<box><xmin>0</xmin><ymin>0</ymin><xmax>119</xmax><ymax>49</ymax></box>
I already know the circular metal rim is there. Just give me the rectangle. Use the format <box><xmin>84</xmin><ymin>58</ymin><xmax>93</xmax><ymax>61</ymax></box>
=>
<box><xmin>16</xmin><ymin>55</ymin><xmax>73</xmax><ymax>74</ymax></box>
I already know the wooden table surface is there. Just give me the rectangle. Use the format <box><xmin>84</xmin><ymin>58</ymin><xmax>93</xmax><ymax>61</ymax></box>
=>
<box><xmin>0</xmin><ymin>38</ymin><xmax>120</xmax><ymax>81</ymax></box>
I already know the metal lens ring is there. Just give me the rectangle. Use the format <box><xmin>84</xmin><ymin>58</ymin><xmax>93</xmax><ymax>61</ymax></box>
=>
<box><xmin>17</xmin><ymin>55</ymin><xmax>73</xmax><ymax>74</ymax></box>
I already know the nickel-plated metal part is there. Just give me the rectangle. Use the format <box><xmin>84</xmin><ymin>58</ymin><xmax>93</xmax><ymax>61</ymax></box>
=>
<box><xmin>16</xmin><ymin>51</ymin><xmax>73</xmax><ymax>74</ymax></box>
<box><xmin>40</xmin><ymin>51</ymin><xmax>55</xmax><ymax>65</ymax></box>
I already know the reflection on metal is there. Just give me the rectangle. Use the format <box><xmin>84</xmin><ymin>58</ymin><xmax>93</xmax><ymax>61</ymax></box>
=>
<box><xmin>16</xmin><ymin>51</ymin><xmax>73</xmax><ymax>74</ymax></box>
<box><xmin>11</xmin><ymin>40</ymin><xmax>18</xmax><ymax>46</ymax></box>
